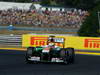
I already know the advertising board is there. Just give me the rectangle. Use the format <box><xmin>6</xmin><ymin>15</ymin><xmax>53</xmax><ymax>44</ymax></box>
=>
<box><xmin>22</xmin><ymin>34</ymin><xmax>100</xmax><ymax>50</ymax></box>
<box><xmin>65</xmin><ymin>37</ymin><xmax>100</xmax><ymax>50</ymax></box>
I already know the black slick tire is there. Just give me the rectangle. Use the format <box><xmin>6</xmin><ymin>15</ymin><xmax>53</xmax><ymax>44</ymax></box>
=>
<box><xmin>25</xmin><ymin>47</ymin><xmax>34</xmax><ymax>64</ymax></box>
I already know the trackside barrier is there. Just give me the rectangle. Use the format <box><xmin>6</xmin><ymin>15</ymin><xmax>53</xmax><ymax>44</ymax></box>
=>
<box><xmin>65</xmin><ymin>36</ymin><xmax>100</xmax><ymax>50</ymax></box>
<box><xmin>0</xmin><ymin>35</ymin><xmax>22</xmax><ymax>47</ymax></box>
<box><xmin>22</xmin><ymin>34</ymin><xmax>100</xmax><ymax>50</ymax></box>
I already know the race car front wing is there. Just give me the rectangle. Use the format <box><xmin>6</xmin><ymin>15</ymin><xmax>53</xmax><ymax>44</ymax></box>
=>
<box><xmin>28</xmin><ymin>56</ymin><xmax>64</xmax><ymax>62</ymax></box>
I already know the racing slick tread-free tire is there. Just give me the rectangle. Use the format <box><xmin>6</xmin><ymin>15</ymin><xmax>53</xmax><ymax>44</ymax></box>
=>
<box><xmin>60</xmin><ymin>48</ymin><xmax>75</xmax><ymax>65</ymax></box>
<box><xmin>67</xmin><ymin>48</ymin><xmax>75</xmax><ymax>64</ymax></box>
<box><xmin>25</xmin><ymin>47</ymin><xmax>34</xmax><ymax>64</ymax></box>
<box><xmin>60</xmin><ymin>49</ymin><xmax>69</xmax><ymax>65</ymax></box>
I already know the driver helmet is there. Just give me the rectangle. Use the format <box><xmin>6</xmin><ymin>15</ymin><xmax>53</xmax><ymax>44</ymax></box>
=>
<box><xmin>48</xmin><ymin>36</ymin><xmax>55</xmax><ymax>42</ymax></box>
<box><xmin>48</xmin><ymin>36</ymin><xmax>55</xmax><ymax>46</ymax></box>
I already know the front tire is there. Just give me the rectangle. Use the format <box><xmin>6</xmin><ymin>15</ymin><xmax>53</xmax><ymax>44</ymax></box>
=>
<box><xmin>25</xmin><ymin>47</ymin><xmax>34</xmax><ymax>63</ymax></box>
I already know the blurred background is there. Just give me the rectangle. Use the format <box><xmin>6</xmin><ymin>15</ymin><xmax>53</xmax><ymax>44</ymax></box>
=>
<box><xmin>0</xmin><ymin>0</ymin><xmax>99</xmax><ymax>48</ymax></box>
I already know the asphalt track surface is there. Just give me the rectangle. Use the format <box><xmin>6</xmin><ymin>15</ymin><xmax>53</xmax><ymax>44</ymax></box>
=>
<box><xmin>0</xmin><ymin>50</ymin><xmax>100</xmax><ymax>75</ymax></box>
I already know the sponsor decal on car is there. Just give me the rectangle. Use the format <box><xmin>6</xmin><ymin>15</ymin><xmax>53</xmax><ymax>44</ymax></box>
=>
<box><xmin>29</xmin><ymin>57</ymin><xmax>40</xmax><ymax>61</ymax></box>
<box><xmin>42</xmin><ymin>50</ymin><xmax>50</xmax><ymax>53</ymax></box>
<box><xmin>51</xmin><ymin>58</ymin><xmax>63</xmax><ymax>62</ymax></box>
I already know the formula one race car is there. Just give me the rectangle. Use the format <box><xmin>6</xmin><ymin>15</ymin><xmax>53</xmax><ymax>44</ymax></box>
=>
<box><xmin>25</xmin><ymin>35</ymin><xmax>75</xmax><ymax>64</ymax></box>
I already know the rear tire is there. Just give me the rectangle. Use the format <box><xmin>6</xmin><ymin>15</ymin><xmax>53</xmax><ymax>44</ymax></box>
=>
<box><xmin>60</xmin><ymin>48</ymin><xmax>75</xmax><ymax>65</ymax></box>
<box><xmin>60</xmin><ymin>48</ymin><xmax>68</xmax><ymax>64</ymax></box>
<box><xmin>67</xmin><ymin>48</ymin><xmax>75</xmax><ymax>64</ymax></box>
